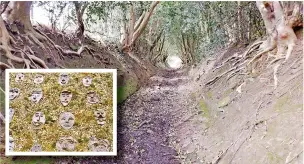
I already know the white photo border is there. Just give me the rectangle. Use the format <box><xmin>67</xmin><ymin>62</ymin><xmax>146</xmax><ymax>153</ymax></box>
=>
<box><xmin>5</xmin><ymin>69</ymin><xmax>117</xmax><ymax>156</ymax></box>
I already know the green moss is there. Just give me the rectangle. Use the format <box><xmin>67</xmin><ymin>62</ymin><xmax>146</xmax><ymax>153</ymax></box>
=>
<box><xmin>267</xmin><ymin>151</ymin><xmax>283</xmax><ymax>163</ymax></box>
<box><xmin>199</xmin><ymin>99</ymin><xmax>212</xmax><ymax>127</ymax></box>
<box><xmin>8</xmin><ymin>72</ymin><xmax>113</xmax><ymax>152</ymax></box>
<box><xmin>117</xmin><ymin>78</ymin><xmax>138</xmax><ymax>103</ymax></box>
<box><xmin>206</xmin><ymin>91</ymin><xmax>213</xmax><ymax>99</ymax></box>
<box><xmin>223</xmin><ymin>88</ymin><xmax>233</xmax><ymax>97</ymax></box>
<box><xmin>1</xmin><ymin>157</ymin><xmax>54</xmax><ymax>164</ymax></box>
<box><xmin>190</xmin><ymin>92</ymin><xmax>196</xmax><ymax>100</ymax></box>
<box><xmin>273</xmin><ymin>95</ymin><xmax>290</xmax><ymax>112</ymax></box>
<box><xmin>218</xmin><ymin>96</ymin><xmax>230</xmax><ymax>108</ymax></box>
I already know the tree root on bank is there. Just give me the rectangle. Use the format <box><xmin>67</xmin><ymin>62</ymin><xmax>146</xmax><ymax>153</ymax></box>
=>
<box><xmin>1</xmin><ymin>20</ymin><xmax>97</xmax><ymax>70</ymax></box>
<box><xmin>0</xmin><ymin>61</ymin><xmax>11</xmax><ymax>69</ymax></box>
<box><xmin>34</xmin><ymin>27</ymin><xmax>95</xmax><ymax>59</ymax></box>
<box><xmin>242</xmin><ymin>40</ymin><xmax>264</xmax><ymax>58</ymax></box>
<box><xmin>246</xmin><ymin>45</ymin><xmax>276</xmax><ymax>66</ymax></box>
<box><xmin>0</xmin><ymin>36</ymin><xmax>49</xmax><ymax>69</ymax></box>
<box><xmin>273</xmin><ymin>63</ymin><xmax>280</xmax><ymax>89</ymax></box>
<box><xmin>205</xmin><ymin>66</ymin><xmax>239</xmax><ymax>86</ymax></box>
<box><xmin>205</xmin><ymin>36</ymin><xmax>291</xmax><ymax>89</ymax></box>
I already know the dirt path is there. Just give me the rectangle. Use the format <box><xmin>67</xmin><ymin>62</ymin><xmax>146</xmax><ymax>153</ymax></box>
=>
<box><xmin>72</xmin><ymin>69</ymin><xmax>191</xmax><ymax>164</ymax></box>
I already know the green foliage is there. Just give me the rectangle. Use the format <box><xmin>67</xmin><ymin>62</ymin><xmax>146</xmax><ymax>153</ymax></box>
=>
<box><xmin>117</xmin><ymin>79</ymin><xmax>138</xmax><ymax>104</ymax></box>
<box><xmin>35</xmin><ymin>1</ymin><xmax>266</xmax><ymax>64</ymax></box>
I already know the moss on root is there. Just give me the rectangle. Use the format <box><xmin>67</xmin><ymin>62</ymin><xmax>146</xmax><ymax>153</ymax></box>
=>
<box><xmin>9</xmin><ymin>72</ymin><xmax>113</xmax><ymax>152</ymax></box>
<box><xmin>117</xmin><ymin>78</ymin><xmax>138</xmax><ymax>104</ymax></box>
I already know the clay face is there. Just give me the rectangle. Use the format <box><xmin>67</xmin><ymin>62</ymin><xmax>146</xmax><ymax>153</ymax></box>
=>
<box><xmin>30</xmin><ymin>89</ymin><xmax>43</xmax><ymax>103</ymax></box>
<box><xmin>9</xmin><ymin>108</ymin><xmax>14</xmax><ymax>123</ymax></box>
<box><xmin>9</xmin><ymin>136</ymin><xmax>14</xmax><ymax>151</ymax></box>
<box><xmin>59</xmin><ymin>112</ymin><xmax>75</xmax><ymax>129</ymax></box>
<box><xmin>34</xmin><ymin>74</ymin><xmax>44</xmax><ymax>84</ymax></box>
<box><xmin>31</xmin><ymin>142</ymin><xmax>42</xmax><ymax>152</ymax></box>
<box><xmin>87</xmin><ymin>92</ymin><xmax>99</xmax><ymax>104</ymax></box>
<box><xmin>56</xmin><ymin>136</ymin><xmax>77</xmax><ymax>151</ymax></box>
<box><xmin>58</xmin><ymin>73</ymin><xmax>69</xmax><ymax>85</ymax></box>
<box><xmin>94</xmin><ymin>109</ymin><xmax>106</xmax><ymax>126</ymax></box>
<box><xmin>15</xmin><ymin>73</ymin><xmax>25</xmax><ymax>82</ymax></box>
<box><xmin>88</xmin><ymin>137</ymin><xmax>109</xmax><ymax>152</ymax></box>
<box><xmin>60</xmin><ymin>91</ymin><xmax>72</xmax><ymax>106</ymax></box>
<box><xmin>32</xmin><ymin>112</ymin><xmax>45</xmax><ymax>129</ymax></box>
<box><xmin>9</xmin><ymin>88</ymin><xmax>20</xmax><ymax>100</ymax></box>
<box><xmin>82</xmin><ymin>76</ymin><xmax>92</xmax><ymax>86</ymax></box>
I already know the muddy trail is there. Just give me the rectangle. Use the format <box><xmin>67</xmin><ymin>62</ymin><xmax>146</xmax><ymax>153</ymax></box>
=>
<box><xmin>77</xmin><ymin>69</ymin><xmax>191</xmax><ymax>163</ymax></box>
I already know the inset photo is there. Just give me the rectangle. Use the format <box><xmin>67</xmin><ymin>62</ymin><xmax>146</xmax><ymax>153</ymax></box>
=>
<box><xmin>5</xmin><ymin>69</ymin><xmax>117</xmax><ymax>156</ymax></box>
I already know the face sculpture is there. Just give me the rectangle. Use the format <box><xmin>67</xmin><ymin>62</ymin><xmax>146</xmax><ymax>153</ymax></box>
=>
<box><xmin>60</xmin><ymin>91</ymin><xmax>72</xmax><ymax>106</ymax></box>
<box><xmin>32</xmin><ymin>112</ymin><xmax>46</xmax><ymax>129</ymax></box>
<box><xmin>9</xmin><ymin>108</ymin><xmax>14</xmax><ymax>123</ymax></box>
<box><xmin>30</xmin><ymin>89</ymin><xmax>43</xmax><ymax>103</ymax></box>
<box><xmin>94</xmin><ymin>109</ymin><xmax>106</xmax><ymax>126</ymax></box>
<box><xmin>9</xmin><ymin>88</ymin><xmax>20</xmax><ymax>100</ymax></box>
<box><xmin>9</xmin><ymin>136</ymin><xmax>14</xmax><ymax>151</ymax></box>
<box><xmin>34</xmin><ymin>74</ymin><xmax>44</xmax><ymax>84</ymax></box>
<box><xmin>87</xmin><ymin>92</ymin><xmax>100</xmax><ymax>104</ymax></box>
<box><xmin>82</xmin><ymin>76</ymin><xmax>92</xmax><ymax>87</ymax></box>
<box><xmin>31</xmin><ymin>142</ymin><xmax>42</xmax><ymax>152</ymax></box>
<box><xmin>58</xmin><ymin>73</ymin><xmax>69</xmax><ymax>85</ymax></box>
<box><xmin>15</xmin><ymin>73</ymin><xmax>25</xmax><ymax>82</ymax></box>
<box><xmin>56</xmin><ymin>136</ymin><xmax>77</xmax><ymax>152</ymax></box>
<box><xmin>59</xmin><ymin>112</ymin><xmax>75</xmax><ymax>130</ymax></box>
<box><xmin>88</xmin><ymin>137</ymin><xmax>110</xmax><ymax>152</ymax></box>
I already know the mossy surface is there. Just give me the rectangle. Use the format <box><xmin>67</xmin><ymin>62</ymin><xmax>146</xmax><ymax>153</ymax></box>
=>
<box><xmin>273</xmin><ymin>94</ymin><xmax>290</xmax><ymax>112</ymax></box>
<box><xmin>218</xmin><ymin>96</ymin><xmax>230</xmax><ymax>108</ymax></box>
<box><xmin>0</xmin><ymin>157</ymin><xmax>54</xmax><ymax>164</ymax></box>
<box><xmin>117</xmin><ymin>78</ymin><xmax>138</xmax><ymax>104</ymax></box>
<box><xmin>9</xmin><ymin>72</ymin><xmax>113</xmax><ymax>152</ymax></box>
<box><xmin>206</xmin><ymin>91</ymin><xmax>213</xmax><ymax>99</ymax></box>
<box><xmin>199</xmin><ymin>99</ymin><xmax>212</xmax><ymax>127</ymax></box>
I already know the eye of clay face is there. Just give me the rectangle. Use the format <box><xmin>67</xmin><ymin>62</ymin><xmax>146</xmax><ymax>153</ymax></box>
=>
<box><xmin>56</xmin><ymin>136</ymin><xmax>77</xmax><ymax>152</ymax></box>
<box><xmin>87</xmin><ymin>92</ymin><xmax>100</xmax><ymax>104</ymax></box>
<box><xmin>82</xmin><ymin>77</ymin><xmax>92</xmax><ymax>87</ymax></box>
<box><xmin>34</xmin><ymin>74</ymin><xmax>44</xmax><ymax>84</ymax></box>
<box><xmin>30</xmin><ymin>89</ymin><xmax>43</xmax><ymax>103</ymax></box>
<box><xmin>9</xmin><ymin>88</ymin><xmax>20</xmax><ymax>100</ymax></box>
<box><xmin>59</xmin><ymin>112</ymin><xmax>75</xmax><ymax>129</ymax></box>
<box><xmin>32</xmin><ymin>112</ymin><xmax>46</xmax><ymax>129</ymax></box>
<box><xmin>15</xmin><ymin>73</ymin><xmax>25</xmax><ymax>82</ymax></box>
<box><xmin>58</xmin><ymin>73</ymin><xmax>69</xmax><ymax>85</ymax></box>
<box><xmin>60</xmin><ymin>91</ymin><xmax>72</xmax><ymax>106</ymax></box>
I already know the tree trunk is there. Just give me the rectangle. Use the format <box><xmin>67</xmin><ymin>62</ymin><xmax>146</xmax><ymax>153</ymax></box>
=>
<box><xmin>255</xmin><ymin>1</ymin><xmax>302</xmax><ymax>60</ymax></box>
<box><xmin>73</xmin><ymin>2</ymin><xmax>88</xmax><ymax>41</ymax></box>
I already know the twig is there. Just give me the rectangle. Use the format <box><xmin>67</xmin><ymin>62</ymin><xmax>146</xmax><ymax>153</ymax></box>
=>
<box><xmin>285</xmin><ymin>150</ymin><xmax>303</xmax><ymax>164</ymax></box>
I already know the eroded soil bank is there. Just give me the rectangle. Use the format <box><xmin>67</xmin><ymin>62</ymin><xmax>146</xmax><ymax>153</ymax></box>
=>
<box><xmin>0</xmin><ymin>30</ymin><xmax>303</xmax><ymax>164</ymax></box>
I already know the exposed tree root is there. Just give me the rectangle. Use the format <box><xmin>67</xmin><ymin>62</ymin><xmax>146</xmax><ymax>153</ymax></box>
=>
<box><xmin>0</xmin><ymin>61</ymin><xmax>11</xmax><ymax>69</ymax></box>
<box><xmin>285</xmin><ymin>150</ymin><xmax>303</xmax><ymax>164</ymax></box>
<box><xmin>273</xmin><ymin>64</ymin><xmax>280</xmax><ymax>89</ymax></box>
<box><xmin>55</xmin><ymin>45</ymin><xmax>95</xmax><ymax>58</ymax></box>
<box><xmin>246</xmin><ymin>45</ymin><xmax>276</xmax><ymax>66</ymax></box>
<box><xmin>242</xmin><ymin>40</ymin><xmax>264</xmax><ymax>58</ymax></box>
<box><xmin>35</xmin><ymin>27</ymin><xmax>95</xmax><ymax>59</ymax></box>
<box><xmin>267</xmin><ymin>56</ymin><xmax>285</xmax><ymax>68</ymax></box>
<box><xmin>205</xmin><ymin>66</ymin><xmax>239</xmax><ymax>86</ymax></box>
